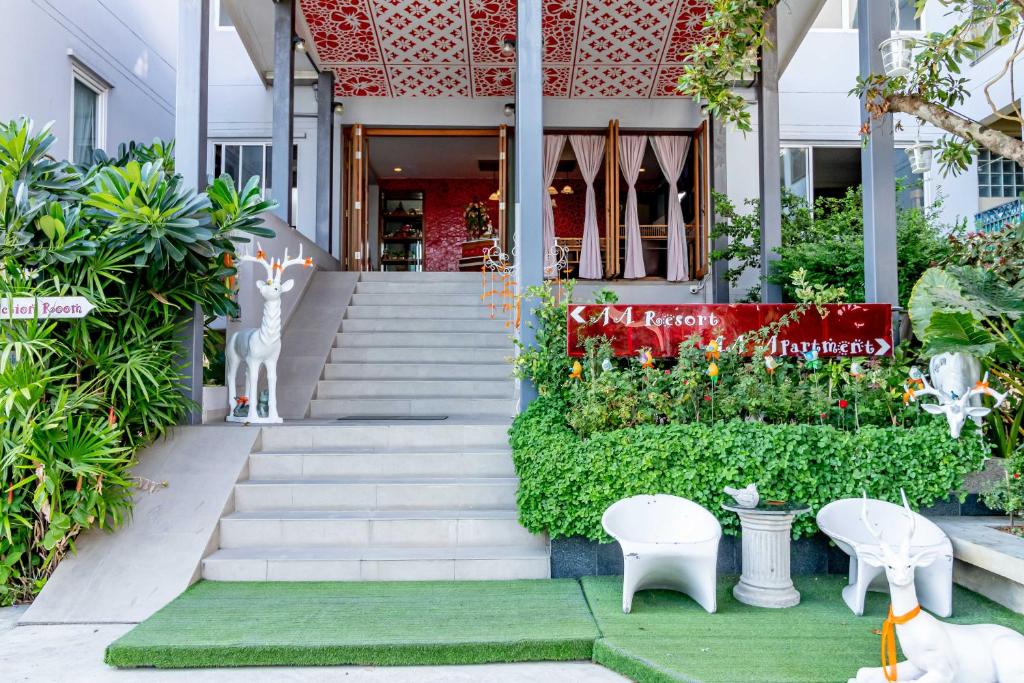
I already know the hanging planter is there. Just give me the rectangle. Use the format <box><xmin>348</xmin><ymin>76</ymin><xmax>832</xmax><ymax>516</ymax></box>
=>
<box><xmin>905</xmin><ymin>142</ymin><xmax>933</xmax><ymax>174</ymax></box>
<box><xmin>879</xmin><ymin>36</ymin><xmax>916</xmax><ymax>78</ymax></box>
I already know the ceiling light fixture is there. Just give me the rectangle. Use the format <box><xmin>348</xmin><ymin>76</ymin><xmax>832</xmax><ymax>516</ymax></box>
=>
<box><xmin>333</xmin><ymin>102</ymin><xmax>344</xmax><ymax>115</ymax></box>
<box><xmin>639</xmin><ymin>167</ymin><xmax>646</xmax><ymax>173</ymax></box>
<box><xmin>293</xmin><ymin>36</ymin><xmax>306</xmax><ymax>52</ymax></box>
<box><xmin>501</xmin><ymin>38</ymin><xmax>516</xmax><ymax>56</ymax></box>
<box><xmin>561</xmin><ymin>184</ymin><xmax>573</xmax><ymax>195</ymax></box>
<box><xmin>393</xmin><ymin>167</ymin><xmax>403</xmax><ymax>173</ymax></box>
<box><xmin>489</xmin><ymin>190</ymin><xmax>501</xmax><ymax>201</ymax></box>
<box><xmin>547</xmin><ymin>185</ymin><xmax>557</xmax><ymax>195</ymax></box>
<box><xmin>503</xmin><ymin>102</ymin><xmax>515</xmax><ymax>117</ymax></box>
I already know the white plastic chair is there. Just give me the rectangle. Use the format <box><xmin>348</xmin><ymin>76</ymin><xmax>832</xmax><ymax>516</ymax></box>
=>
<box><xmin>602</xmin><ymin>494</ymin><xmax>722</xmax><ymax>614</ymax></box>
<box><xmin>817</xmin><ymin>497</ymin><xmax>953</xmax><ymax>617</ymax></box>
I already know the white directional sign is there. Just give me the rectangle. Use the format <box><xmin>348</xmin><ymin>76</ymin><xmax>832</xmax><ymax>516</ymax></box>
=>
<box><xmin>0</xmin><ymin>297</ymin><xmax>96</xmax><ymax>320</ymax></box>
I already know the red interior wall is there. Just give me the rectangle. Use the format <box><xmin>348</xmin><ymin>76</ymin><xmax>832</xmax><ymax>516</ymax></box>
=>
<box><xmin>378</xmin><ymin>177</ymin><xmax>603</xmax><ymax>270</ymax></box>
<box><xmin>378</xmin><ymin>178</ymin><xmax>497</xmax><ymax>271</ymax></box>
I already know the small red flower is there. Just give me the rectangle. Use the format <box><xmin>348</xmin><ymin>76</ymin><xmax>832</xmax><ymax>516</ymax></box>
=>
<box><xmin>838</xmin><ymin>399</ymin><xmax>849</xmax><ymax>409</ymax></box>
<box><xmin>1014</xmin><ymin>473</ymin><xmax>1021</xmax><ymax>480</ymax></box>
<box><xmin>820</xmin><ymin>413</ymin><xmax>827</xmax><ymax>419</ymax></box>
<box><xmin>664</xmin><ymin>370</ymin><xmax>671</xmax><ymax>376</ymax></box>
<box><xmin>703</xmin><ymin>395</ymin><xmax>712</xmax><ymax>402</ymax></box>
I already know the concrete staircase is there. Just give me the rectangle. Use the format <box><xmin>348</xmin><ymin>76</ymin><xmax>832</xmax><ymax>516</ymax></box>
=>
<box><xmin>310</xmin><ymin>271</ymin><xmax>516</xmax><ymax>419</ymax></box>
<box><xmin>202</xmin><ymin>272</ymin><xmax>547</xmax><ymax>581</ymax></box>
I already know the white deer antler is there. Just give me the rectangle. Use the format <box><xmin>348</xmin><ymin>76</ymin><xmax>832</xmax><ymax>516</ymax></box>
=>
<box><xmin>966</xmin><ymin>371</ymin><xmax>1008</xmax><ymax>407</ymax></box>
<box><xmin>908</xmin><ymin>369</ymin><xmax>950</xmax><ymax>404</ymax></box>
<box><xmin>272</xmin><ymin>244</ymin><xmax>312</xmax><ymax>282</ymax></box>
<box><xmin>238</xmin><ymin>242</ymin><xmax>274</xmax><ymax>282</ymax></box>
<box><xmin>860</xmin><ymin>491</ymin><xmax>887</xmax><ymax>547</ymax></box>
<box><xmin>899</xmin><ymin>488</ymin><xmax>917</xmax><ymax>551</ymax></box>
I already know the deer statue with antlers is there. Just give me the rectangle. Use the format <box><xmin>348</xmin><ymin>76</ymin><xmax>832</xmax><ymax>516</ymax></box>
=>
<box><xmin>904</xmin><ymin>353</ymin><xmax>1007</xmax><ymax>439</ymax></box>
<box><xmin>848</xmin><ymin>491</ymin><xmax>1024</xmax><ymax>683</ymax></box>
<box><xmin>225</xmin><ymin>243</ymin><xmax>312</xmax><ymax>423</ymax></box>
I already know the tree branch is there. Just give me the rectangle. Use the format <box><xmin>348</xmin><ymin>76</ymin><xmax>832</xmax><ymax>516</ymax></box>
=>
<box><xmin>886</xmin><ymin>93</ymin><xmax>1024</xmax><ymax>165</ymax></box>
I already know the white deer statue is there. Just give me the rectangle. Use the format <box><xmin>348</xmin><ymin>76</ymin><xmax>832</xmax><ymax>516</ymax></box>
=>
<box><xmin>848</xmin><ymin>493</ymin><xmax>1024</xmax><ymax>683</ymax></box>
<box><xmin>225</xmin><ymin>243</ymin><xmax>311</xmax><ymax>424</ymax></box>
<box><xmin>906</xmin><ymin>353</ymin><xmax>1006</xmax><ymax>438</ymax></box>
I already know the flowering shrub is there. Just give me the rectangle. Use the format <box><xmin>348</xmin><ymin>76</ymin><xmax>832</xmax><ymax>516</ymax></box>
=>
<box><xmin>463</xmin><ymin>200</ymin><xmax>493</xmax><ymax>239</ymax></box>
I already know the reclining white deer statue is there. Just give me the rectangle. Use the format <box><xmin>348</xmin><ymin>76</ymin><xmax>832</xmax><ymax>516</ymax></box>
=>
<box><xmin>906</xmin><ymin>352</ymin><xmax>1006</xmax><ymax>438</ymax></box>
<box><xmin>848</xmin><ymin>492</ymin><xmax>1024</xmax><ymax>683</ymax></box>
<box><xmin>225</xmin><ymin>243</ymin><xmax>311</xmax><ymax>424</ymax></box>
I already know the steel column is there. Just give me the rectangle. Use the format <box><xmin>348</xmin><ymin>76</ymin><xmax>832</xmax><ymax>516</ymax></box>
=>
<box><xmin>710</xmin><ymin>117</ymin><xmax>730</xmax><ymax>303</ymax></box>
<box><xmin>315</xmin><ymin>70</ymin><xmax>335</xmax><ymax>252</ymax></box>
<box><xmin>514</xmin><ymin>0</ymin><xmax>544</xmax><ymax>406</ymax></box>
<box><xmin>271</xmin><ymin>0</ymin><xmax>295</xmax><ymax>224</ymax></box>
<box><xmin>758</xmin><ymin>6</ymin><xmax>783</xmax><ymax>303</ymax></box>
<box><xmin>174</xmin><ymin>0</ymin><xmax>210</xmax><ymax>425</ymax></box>
<box><xmin>859</xmin><ymin>0</ymin><xmax>899</xmax><ymax>307</ymax></box>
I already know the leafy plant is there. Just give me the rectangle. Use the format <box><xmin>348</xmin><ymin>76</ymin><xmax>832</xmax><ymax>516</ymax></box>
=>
<box><xmin>510</xmin><ymin>398</ymin><xmax>985</xmax><ymax>540</ymax></box>
<box><xmin>982</xmin><ymin>471</ymin><xmax>1024</xmax><ymax>530</ymax></box>
<box><xmin>0</xmin><ymin>117</ymin><xmax>276</xmax><ymax>604</ymax></box>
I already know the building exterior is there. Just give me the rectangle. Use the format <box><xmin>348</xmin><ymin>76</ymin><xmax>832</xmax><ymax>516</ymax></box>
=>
<box><xmin>0</xmin><ymin>0</ymin><xmax>177</xmax><ymax>161</ymax></box>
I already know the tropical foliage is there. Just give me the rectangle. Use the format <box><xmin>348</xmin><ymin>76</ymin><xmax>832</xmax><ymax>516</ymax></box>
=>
<box><xmin>679</xmin><ymin>0</ymin><xmax>1024</xmax><ymax>170</ymax></box>
<box><xmin>0</xmin><ymin>118</ymin><xmax>274</xmax><ymax>604</ymax></box>
<box><xmin>709</xmin><ymin>186</ymin><xmax>953</xmax><ymax>304</ymax></box>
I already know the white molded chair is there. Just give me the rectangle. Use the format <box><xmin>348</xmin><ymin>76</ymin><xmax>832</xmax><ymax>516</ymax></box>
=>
<box><xmin>817</xmin><ymin>497</ymin><xmax>953</xmax><ymax>617</ymax></box>
<box><xmin>602</xmin><ymin>494</ymin><xmax>722</xmax><ymax>614</ymax></box>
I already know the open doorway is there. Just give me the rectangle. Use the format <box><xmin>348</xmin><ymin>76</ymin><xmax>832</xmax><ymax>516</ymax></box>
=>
<box><xmin>344</xmin><ymin>128</ymin><xmax>508</xmax><ymax>272</ymax></box>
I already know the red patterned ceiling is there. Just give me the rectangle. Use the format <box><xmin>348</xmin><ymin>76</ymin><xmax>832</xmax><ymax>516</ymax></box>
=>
<box><xmin>299</xmin><ymin>0</ymin><xmax>711</xmax><ymax>98</ymax></box>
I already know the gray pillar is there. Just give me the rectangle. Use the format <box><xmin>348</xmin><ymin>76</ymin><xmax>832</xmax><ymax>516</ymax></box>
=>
<box><xmin>514</xmin><ymin>0</ymin><xmax>544</xmax><ymax>407</ymax></box>
<box><xmin>271</xmin><ymin>0</ymin><xmax>295</xmax><ymax>224</ymax></box>
<box><xmin>174</xmin><ymin>0</ymin><xmax>209</xmax><ymax>425</ymax></box>
<box><xmin>859</xmin><ymin>0</ymin><xmax>899</xmax><ymax>306</ymax></box>
<box><xmin>315</xmin><ymin>70</ymin><xmax>335</xmax><ymax>252</ymax></box>
<box><xmin>710</xmin><ymin>117</ymin><xmax>730</xmax><ymax>303</ymax></box>
<box><xmin>758</xmin><ymin>6</ymin><xmax>783</xmax><ymax>304</ymax></box>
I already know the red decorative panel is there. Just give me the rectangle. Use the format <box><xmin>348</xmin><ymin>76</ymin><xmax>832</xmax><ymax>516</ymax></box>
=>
<box><xmin>378</xmin><ymin>179</ymin><xmax>499</xmax><ymax>271</ymax></box>
<box><xmin>473</xmin><ymin>67</ymin><xmax>515</xmax><ymax>97</ymax></box>
<box><xmin>332</xmin><ymin>66</ymin><xmax>391</xmax><ymax>97</ymax></box>
<box><xmin>302</xmin><ymin>0</ymin><xmax>711</xmax><ymax>98</ymax></box>
<box><xmin>575</xmin><ymin>0</ymin><xmax>676</xmax><ymax>64</ymax></box>
<box><xmin>469</xmin><ymin>0</ymin><xmax>517</xmax><ymax>64</ymax></box>
<box><xmin>542</xmin><ymin>67</ymin><xmax>571</xmax><ymax>97</ymax></box>
<box><xmin>542</xmin><ymin>0</ymin><xmax>581</xmax><ymax>63</ymax></box>
<box><xmin>572</xmin><ymin>66</ymin><xmax>654</xmax><ymax>98</ymax></box>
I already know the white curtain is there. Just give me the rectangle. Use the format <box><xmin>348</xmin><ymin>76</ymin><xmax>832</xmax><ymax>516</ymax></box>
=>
<box><xmin>570</xmin><ymin>135</ymin><xmax>605</xmax><ymax>280</ymax></box>
<box><xmin>542</xmin><ymin>135</ymin><xmax>566</xmax><ymax>278</ymax></box>
<box><xmin>651</xmin><ymin>136</ymin><xmax>692</xmax><ymax>282</ymax></box>
<box><xmin>618</xmin><ymin>135</ymin><xmax>647</xmax><ymax>279</ymax></box>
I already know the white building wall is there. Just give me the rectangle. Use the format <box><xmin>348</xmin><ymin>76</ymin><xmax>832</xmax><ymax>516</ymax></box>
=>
<box><xmin>0</xmin><ymin>0</ymin><xmax>176</xmax><ymax>155</ymax></box>
<box><xmin>779</xmin><ymin>3</ymin><xmax>991</xmax><ymax>227</ymax></box>
<box><xmin>207</xmin><ymin>14</ymin><xmax>322</xmax><ymax>243</ymax></box>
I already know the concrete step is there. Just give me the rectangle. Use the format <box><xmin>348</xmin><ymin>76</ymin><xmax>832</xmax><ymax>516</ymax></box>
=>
<box><xmin>202</xmin><ymin>545</ymin><xmax>550</xmax><ymax>581</ymax></box>
<box><xmin>323</xmin><ymin>362</ymin><xmax>512</xmax><ymax>381</ymax></box>
<box><xmin>335</xmin><ymin>332</ymin><xmax>512</xmax><ymax>349</ymax></box>
<box><xmin>345</xmin><ymin>305</ymin><xmax>496</xmax><ymax>320</ymax></box>
<box><xmin>356</xmin><ymin>281</ymin><xmax>488</xmax><ymax>295</ymax></box>
<box><xmin>233</xmin><ymin>477</ymin><xmax>519</xmax><ymax>512</ymax></box>
<box><xmin>249</xmin><ymin>449</ymin><xmax>516</xmax><ymax>479</ymax></box>
<box><xmin>340</xmin><ymin>317</ymin><xmax>510</xmax><ymax>333</ymax></box>
<box><xmin>309</xmin><ymin>397</ymin><xmax>516</xmax><ymax>418</ymax></box>
<box><xmin>257</xmin><ymin>423</ymin><xmax>512</xmax><ymax>453</ymax></box>
<box><xmin>218</xmin><ymin>509</ymin><xmax>545</xmax><ymax>549</ymax></box>
<box><xmin>360</xmin><ymin>271</ymin><xmax>484</xmax><ymax>283</ymax></box>
<box><xmin>330</xmin><ymin>346</ymin><xmax>510</xmax><ymax>364</ymax></box>
<box><xmin>317</xmin><ymin>379</ymin><xmax>514</xmax><ymax>399</ymax></box>
<box><xmin>351</xmin><ymin>293</ymin><xmax>489</xmax><ymax>307</ymax></box>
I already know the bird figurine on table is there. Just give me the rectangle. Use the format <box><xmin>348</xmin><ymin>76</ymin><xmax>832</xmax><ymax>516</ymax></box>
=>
<box><xmin>724</xmin><ymin>483</ymin><xmax>760</xmax><ymax>509</ymax></box>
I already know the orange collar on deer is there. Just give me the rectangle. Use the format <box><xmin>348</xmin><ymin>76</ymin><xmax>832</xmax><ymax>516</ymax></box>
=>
<box><xmin>881</xmin><ymin>603</ymin><xmax>922</xmax><ymax>682</ymax></box>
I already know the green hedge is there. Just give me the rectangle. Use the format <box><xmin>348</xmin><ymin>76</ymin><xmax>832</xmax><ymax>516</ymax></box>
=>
<box><xmin>509</xmin><ymin>398</ymin><xmax>987</xmax><ymax>540</ymax></box>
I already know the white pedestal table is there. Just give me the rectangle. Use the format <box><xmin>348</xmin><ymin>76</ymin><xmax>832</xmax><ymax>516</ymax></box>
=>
<box><xmin>722</xmin><ymin>502</ymin><xmax>810</xmax><ymax>608</ymax></box>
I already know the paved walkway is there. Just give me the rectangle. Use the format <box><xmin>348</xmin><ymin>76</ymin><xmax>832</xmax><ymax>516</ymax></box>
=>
<box><xmin>0</xmin><ymin>606</ymin><xmax>626</xmax><ymax>683</ymax></box>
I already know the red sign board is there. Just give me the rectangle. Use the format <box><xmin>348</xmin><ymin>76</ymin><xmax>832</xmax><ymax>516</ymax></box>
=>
<box><xmin>567</xmin><ymin>303</ymin><xmax>893</xmax><ymax>358</ymax></box>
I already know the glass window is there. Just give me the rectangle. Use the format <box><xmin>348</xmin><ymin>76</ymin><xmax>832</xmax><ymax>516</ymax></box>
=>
<box><xmin>216</xmin><ymin>0</ymin><xmax>234</xmax><ymax>28</ymax></box>
<box><xmin>812</xmin><ymin>0</ymin><xmax>844</xmax><ymax>29</ymax></box>
<box><xmin>780</xmin><ymin>147</ymin><xmax>811</xmax><ymax>205</ymax></box>
<box><xmin>894</xmin><ymin>151</ymin><xmax>925</xmax><ymax>210</ymax></box>
<box><xmin>241</xmin><ymin>145</ymin><xmax>263</xmax><ymax>185</ymax></box>
<box><xmin>850</xmin><ymin>0</ymin><xmax>921</xmax><ymax>31</ymax></box>
<box><xmin>212</xmin><ymin>142</ymin><xmax>298</xmax><ymax>197</ymax></box>
<box><xmin>72</xmin><ymin>79</ymin><xmax>98</xmax><ymax>163</ymax></box>
<box><xmin>977</xmin><ymin>149</ymin><xmax>1024</xmax><ymax>199</ymax></box>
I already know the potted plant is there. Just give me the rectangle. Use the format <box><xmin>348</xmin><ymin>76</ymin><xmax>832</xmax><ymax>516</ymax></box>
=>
<box><xmin>464</xmin><ymin>200</ymin><xmax>494</xmax><ymax>240</ymax></box>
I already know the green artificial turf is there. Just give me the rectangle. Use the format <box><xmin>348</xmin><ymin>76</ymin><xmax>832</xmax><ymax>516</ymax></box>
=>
<box><xmin>582</xmin><ymin>574</ymin><xmax>1024</xmax><ymax>683</ymax></box>
<box><xmin>105</xmin><ymin>579</ymin><xmax>599</xmax><ymax>668</ymax></box>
